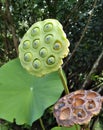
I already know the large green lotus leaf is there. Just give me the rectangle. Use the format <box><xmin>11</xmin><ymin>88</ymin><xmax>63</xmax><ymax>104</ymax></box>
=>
<box><xmin>0</xmin><ymin>58</ymin><xmax>63</xmax><ymax>125</ymax></box>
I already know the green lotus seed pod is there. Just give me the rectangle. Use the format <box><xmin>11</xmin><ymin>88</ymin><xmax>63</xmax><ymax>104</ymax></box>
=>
<box><xmin>33</xmin><ymin>39</ymin><xmax>40</xmax><ymax>49</ymax></box>
<box><xmin>24</xmin><ymin>52</ymin><xmax>32</xmax><ymax>62</ymax></box>
<box><xmin>19</xmin><ymin>19</ymin><xmax>70</xmax><ymax>77</ymax></box>
<box><xmin>43</xmin><ymin>23</ymin><xmax>53</xmax><ymax>32</ymax></box>
<box><xmin>33</xmin><ymin>59</ymin><xmax>41</xmax><ymax>69</ymax></box>
<box><xmin>47</xmin><ymin>56</ymin><xmax>55</xmax><ymax>65</ymax></box>
<box><xmin>23</xmin><ymin>40</ymin><xmax>30</xmax><ymax>49</ymax></box>
<box><xmin>39</xmin><ymin>47</ymin><xmax>47</xmax><ymax>58</ymax></box>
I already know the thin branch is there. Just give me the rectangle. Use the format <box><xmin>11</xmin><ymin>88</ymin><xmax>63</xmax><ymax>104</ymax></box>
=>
<box><xmin>63</xmin><ymin>0</ymin><xmax>98</xmax><ymax>68</ymax></box>
<box><xmin>92</xmin><ymin>82</ymin><xmax>103</xmax><ymax>91</ymax></box>
<box><xmin>82</xmin><ymin>50</ymin><xmax>103</xmax><ymax>89</ymax></box>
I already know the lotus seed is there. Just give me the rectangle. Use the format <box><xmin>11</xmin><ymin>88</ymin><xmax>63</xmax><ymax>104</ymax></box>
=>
<box><xmin>53</xmin><ymin>42</ymin><xmax>62</xmax><ymax>50</ymax></box>
<box><xmin>77</xmin><ymin>111</ymin><xmax>83</xmax><ymax>118</ymax></box>
<box><xmin>24</xmin><ymin>52</ymin><xmax>32</xmax><ymax>62</ymax></box>
<box><xmin>39</xmin><ymin>47</ymin><xmax>47</xmax><ymax>58</ymax></box>
<box><xmin>31</xmin><ymin>27</ymin><xmax>39</xmax><ymax>36</ymax></box>
<box><xmin>45</xmin><ymin>34</ymin><xmax>53</xmax><ymax>43</ymax></box>
<box><xmin>33</xmin><ymin>39</ymin><xmax>40</xmax><ymax>49</ymax></box>
<box><xmin>23</xmin><ymin>40</ymin><xmax>30</xmax><ymax>49</ymax></box>
<box><xmin>43</xmin><ymin>23</ymin><xmax>53</xmax><ymax>32</ymax></box>
<box><xmin>88</xmin><ymin>104</ymin><xmax>94</xmax><ymax>109</ymax></box>
<box><xmin>47</xmin><ymin>56</ymin><xmax>55</xmax><ymax>65</ymax></box>
<box><xmin>58</xmin><ymin>103</ymin><xmax>65</xmax><ymax>109</ymax></box>
<box><xmin>33</xmin><ymin>59</ymin><xmax>41</xmax><ymax>69</ymax></box>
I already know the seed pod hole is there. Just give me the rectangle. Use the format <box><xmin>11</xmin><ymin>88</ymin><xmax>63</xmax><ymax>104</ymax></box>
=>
<box><xmin>53</xmin><ymin>42</ymin><xmax>62</xmax><ymax>50</ymax></box>
<box><xmin>31</xmin><ymin>27</ymin><xmax>39</xmax><ymax>36</ymax></box>
<box><xmin>72</xmin><ymin>94</ymin><xmax>85</xmax><ymax>99</ymax></box>
<box><xmin>87</xmin><ymin>100</ymin><xmax>96</xmax><ymax>110</ymax></box>
<box><xmin>24</xmin><ymin>52</ymin><xmax>32</xmax><ymax>62</ymax></box>
<box><xmin>33</xmin><ymin>59</ymin><xmax>41</xmax><ymax>69</ymax></box>
<box><xmin>33</xmin><ymin>39</ymin><xmax>40</xmax><ymax>49</ymax></box>
<box><xmin>39</xmin><ymin>47</ymin><xmax>48</xmax><ymax>58</ymax></box>
<box><xmin>45</xmin><ymin>34</ymin><xmax>53</xmax><ymax>43</ymax></box>
<box><xmin>43</xmin><ymin>23</ymin><xmax>53</xmax><ymax>32</ymax></box>
<box><xmin>60</xmin><ymin>108</ymin><xmax>70</xmax><ymax>120</ymax></box>
<box><xmin>73</xmin><ymin>99</ymin><xmax>85</xmax><ymax>107</ymax></box>
<box><xmin>47</xmin><ymin>56</ymin><xmax>55</xmax><ymax>65</ymax></box>
<box><xmin>23</xmin><ymin>40</ymin><xmax>30</xmax><ymax>49</ymax></box>
<box><xmin>74</xmin><ymin>109</ymin><xmax>86</xmax><ymax>118</ymax></box>
<box><xmin>87</xmin><ymin>92</ymin><xmax>98</xmax><ymax>99</ymax></box>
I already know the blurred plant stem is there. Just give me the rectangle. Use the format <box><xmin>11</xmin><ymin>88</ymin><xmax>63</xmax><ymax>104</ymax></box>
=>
<box><xmin>58</xmin><ymin>67</ymin><xmax>69</xmax><ymax>94</ymax></box>
<box><xmin>39</xmin><ymin>118</ymin><xmax>45</xmax><ymax>130</ymax></box>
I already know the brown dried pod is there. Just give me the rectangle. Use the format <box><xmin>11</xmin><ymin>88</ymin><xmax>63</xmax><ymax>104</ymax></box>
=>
<box><xmin>53</xmin><ymin>90</ymin><xmax>103</xmax><ymax>127</ymax></box>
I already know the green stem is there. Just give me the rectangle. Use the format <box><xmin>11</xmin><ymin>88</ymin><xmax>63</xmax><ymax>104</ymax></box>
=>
<box><xmin>75</xmin><ymin>124</ymin><xmax>79</xmax><ymax>130</ymax></box>
<box><xmin>39</xmin><ymin>118</ymin><xmax>46</xmax><ymax>130</ymax></box>
<box><xmin>58</xmin><ymin>67</ymin><xmax>69</xmax><ymax>94</ymax></box>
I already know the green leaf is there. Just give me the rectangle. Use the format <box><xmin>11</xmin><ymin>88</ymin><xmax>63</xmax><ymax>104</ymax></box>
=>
<box><xmin>0</xmin><ymin>58</ymin><xmax>63</xmax><ymax>125</ymax></box>
<box><xmin>51</xmin><ymin>125</ymin><xmax>80</xmax><ymax>130</ymax></box>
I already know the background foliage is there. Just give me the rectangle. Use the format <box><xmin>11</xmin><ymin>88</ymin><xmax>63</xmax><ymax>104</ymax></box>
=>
<box><xmin>0</xmin><ymin>0</ymin><xmax>103</xmax><ymax>129</ymax></box>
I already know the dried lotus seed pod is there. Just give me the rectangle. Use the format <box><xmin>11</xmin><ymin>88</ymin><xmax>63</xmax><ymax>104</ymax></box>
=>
<box><xmin>54</xmin><ymin>90</ymin><xmax>103</xmax><ymax>127</ymax></box>
<box><xmin>19</xmin><ymin>19</ymin><xmax>70</xmax><ymax>77</ymax></box>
